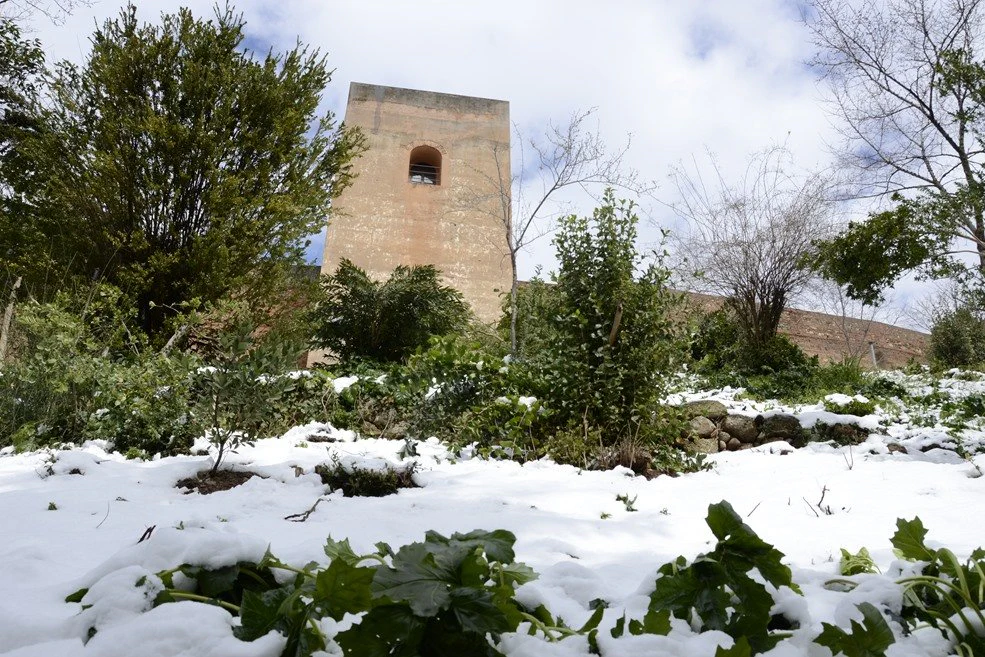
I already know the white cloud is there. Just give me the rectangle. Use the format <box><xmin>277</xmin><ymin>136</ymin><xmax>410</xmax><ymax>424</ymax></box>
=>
<box><xmin>24</xmin><ymin>0</ymin><xmax>932</xmax><ymax>328</ymax></box>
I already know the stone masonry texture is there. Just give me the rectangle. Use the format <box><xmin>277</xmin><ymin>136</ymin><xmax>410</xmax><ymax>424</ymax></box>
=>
<box><xmin>322</xmin><ymin>83</ymin><xmax>513</xmax><ymax>323</ymax></box>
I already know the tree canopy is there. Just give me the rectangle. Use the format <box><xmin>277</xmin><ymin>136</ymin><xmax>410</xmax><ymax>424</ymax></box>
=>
<box><xmin>4</xmin><ymin>4</ymin><xmax>364</xmax><ymax>333</ymax></box>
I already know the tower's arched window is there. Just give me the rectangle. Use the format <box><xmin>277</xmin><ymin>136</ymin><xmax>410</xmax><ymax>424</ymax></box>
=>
<box><xmin>409</xmin><ymin>145</ymin><xmax>441</xmax><ymax>185</ymax></box>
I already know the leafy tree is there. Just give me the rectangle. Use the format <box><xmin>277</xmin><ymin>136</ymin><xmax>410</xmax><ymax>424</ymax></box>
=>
<box><xmin>312</xmin><ymin>259</ymin><xmax>471</xmax><ymax>364</ymax></box>
<box><xmin>808</xmin><ymin>0</ymin><xmax>985</xmax><ymax>296</ymax></box>
<box><xmin>531</xmin><ymin>189</ymin><xmax>683</xmax><ymax>443</ymax></box>
<box><xmin>18</xmin><ymin>4</ymin><xmax>364</xmax><ymax>333</ymax></box>
<box><xmin>0</xmin><ymin>17</ymin><xmax>47</xmax><ymax>285</ymax></box>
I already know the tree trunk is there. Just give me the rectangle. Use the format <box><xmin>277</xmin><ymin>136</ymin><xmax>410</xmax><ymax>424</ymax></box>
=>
<box><xmin>0</xmin><ymin>277</ymin><xmax>22</xmax><ymax>362</ymax></box>
<box><xmin>509</xmin><ymin>250</ymin><xmax>519</xmax><ymax>356</ymax></box>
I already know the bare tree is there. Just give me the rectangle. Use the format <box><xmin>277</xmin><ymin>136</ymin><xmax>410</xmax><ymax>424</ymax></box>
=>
<box><xmin>462</xmin><ymin>108</ymin><xmax>654</xmax><ymax>354</ymax></box>
<box><xmin>0</xmin><ymin>0</ymin><xmax>91</xmax><ymax>25</ymax></box>
<box><xmin>670</xmin><ymin>146</ymin><xmax>836</xmax><ymax>348</ymax></box>
<box><xmin>808</xmin><ymin>280</ymin><xmax>899</xmax><ymax>364</ymax></box>
<box><xmin>807</xmin><ymin>0</ymin><xmax>985</xmax><ymax>271</ymax></box>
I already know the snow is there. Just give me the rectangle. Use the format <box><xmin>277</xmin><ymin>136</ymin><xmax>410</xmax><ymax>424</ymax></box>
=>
<box><xmin>1</xmin><ymin>370</ymin><xmax>983</xmax><ymax>655</ymax></box>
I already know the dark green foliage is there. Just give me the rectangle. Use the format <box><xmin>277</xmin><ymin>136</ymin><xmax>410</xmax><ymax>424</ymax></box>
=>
<box><xmin>500</xmin><ymin>274</ymin><xmax>561</xmax><ymax>362</ymax></box>
<box><xmin>0</xmin><ymin>18</ymin><xmax>48</xmax><ymax>284</ymax></box>
<box><xmin>312</xmin><ymin>259</ymin><xmax>471</xmax><ymax>364</ymax></box>
<box><xmin>823</xmin><ymin>397</ymin><xmax>877</xmax><ymax>416</ymax></box>
<box><xmin>930</xmin><ymin>306</ymin><xmax>985</xmax><ymax>368</ymax></box>
<box><xmin>830</xmin><ymin>517</ymin><xmax>985</xmax><ymax>655</ymax></box>
<box><xmin>0</xmin><ymin>285</ymin><xmax>200</xmax><ymax>453</ymax></box>
<box><xmin>16</xmin><ymin>4</ymin><xmax>364</xmax><ymax>331</ymax></box>
<box><xmin>90</xmin><ymin>529</ymin><xmax>546</xmax><ymax>657</ymax></box>
<box><xmin>814</xmin><ymin>198</ymin><xmax>938</xmax><ymax>306</ymax></box>
<box><xmin>315</xmin><ymin>458</ymin><xmax>417</xmax><ymax>497</ymax></box>
<box><xmin>624</xmin><ymin>500</ymin><xmax>801</xmax><ymax>654</ymax></box>
<box><xmin>815</xmin><ymin>603</ymin><xmax>895</xmax><ymax>657</ymax></box>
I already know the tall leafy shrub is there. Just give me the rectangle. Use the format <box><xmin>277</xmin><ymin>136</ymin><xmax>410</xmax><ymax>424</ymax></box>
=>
<box><xmin>531</xmin><ymin>190</ymin><xmax>684</xmax><ymax>443</ymax></box>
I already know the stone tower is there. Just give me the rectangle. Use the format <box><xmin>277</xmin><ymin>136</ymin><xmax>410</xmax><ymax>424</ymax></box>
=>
<box><xmin>322</xmin><ymin>82</ymin><xmax>513</xmax><ymax>323</ymax></box>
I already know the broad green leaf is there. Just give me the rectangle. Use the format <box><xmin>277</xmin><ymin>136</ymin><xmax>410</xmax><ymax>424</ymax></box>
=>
<box><xmin>324</xmin><ymin>536</ymin><xmax>365</xmax><ymax>566</ymax></box>
<box><xmin>65</xmin><ymin>587</ymin><xmax>88</xmax><ymax>603</ymax></box>
<box><xmin>448</xmin><ymin>586</ymin><xmax>511</xmax><ymax>634</ymax></box>
<box><xmin>336</xmin><ymin>604</ymin><xmax>425</xmax><ymax>657</ymax></box>
<box><xmin>428</xmin><ymin>529</ymin><xmax>517</xmax><ymax>565</ymax></box>
<box><xmin>498</xmin><ymin>562</ymin><xmax>538</xmax><ymax>587</ymax></box>
<box><xmin>578</xmin><ymin>605</ymin><xmax>606</xmax><ymax>634</ymax></box>
<box><xmin>193</xmin><ymin>565</ymin><xmax>240</xmax><ymax>598</ymax></box>
<box><xmin>372</xmin><ymin>543</ymin><xmax>456</xmax><ymax>617</ymax></box>
<box><xmin>235</xmin><ymin>588</ymin><xmax>291</xmax><ymax>642</ymax></box>
<box><xmin>716</xmin><ymin>637</ymin><xmax>752</xmax><ymax>657</ymax></box>
<box><xmin>814</xmin><ymin>602</ymin><xmax>895</xmax><ymax>657</ymax></box>
<box><xmin>610</xmin><ymin>613</ymin><xmax>626</xmax><ymax>638</ymax></box>
<box><xmin>313</xmin><ymin>559</ymin><xmax>376</xmax><ymax>620</ymax></box>
<box><xmin>840</xmin><ymin>548</ymin><xmax>878</xmax><ymax>576</ymax></box>
<box><xmin>628</xmin><ymin>608</ymin><xmax>671</xmax><ymax>635</ymax></box>
<box><xmin>891</xmin><ymin>518</ymin><xmax>935</xmax><ymax>562</ymax></box>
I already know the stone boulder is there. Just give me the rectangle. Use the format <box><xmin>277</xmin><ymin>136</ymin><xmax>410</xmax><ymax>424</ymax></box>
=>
<box><xmin>685</xmin><ymin>415</ymin><xmax>718</xmax><ymax>454</ymax></box>
<box><xmin>722</xmin><ymin>414</ymin><xmax>758</xmax><ymax>443</ymax></box>
<box><xmin>756</xmin><ymin>413</ymin><xmax>805</xmax><ymax>447</ymax></box>
<box><xmin>682</xmin><ymin>399</ymin><xmax>728</xmax><ymax>422</ymax></box>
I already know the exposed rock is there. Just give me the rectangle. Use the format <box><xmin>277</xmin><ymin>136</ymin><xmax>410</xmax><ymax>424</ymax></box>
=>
<box><xmin>727</xmin><ymin>437</ymin><xmax>742</xmax><ymax>451</ymax></box>
<box><xmin>756</xmin><ymin>413</ymin><xmax>805</xmax><ymax>447</ymax></box>
<box><xmin>718</xmin><ymin>440</ymin><xmax>727</xmax><ymax>452</ymax></box>
<box><xmin>682</xmin><ymin>400</ymin><xmax>728</xmax><ymax>422</ymax></box>
<box><xmin>887</xmin><ymin>443</ymin><xmax>908</xmax><ymax>455</ymax></box>
<box><xmin>689</xmin><ymin>416</ymin><xmax>717</xmax><ymax>439</ymax></box>
<box><xmin>686</xmin><ymin>435</ymin><xmax>719</xmax><ymax>455</ymax></box>
<box><xmin>812</xmin><ymin>422</ymin><xmax>870</xmax><ymax>446</ymax></box>
<box><xmin>722</xmin><ymin>414</ymin><xmax>758</xmax><ymax>443</ymax></box>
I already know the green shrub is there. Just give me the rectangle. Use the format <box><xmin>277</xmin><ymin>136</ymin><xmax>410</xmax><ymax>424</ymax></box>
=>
<box><xmin>0</xmin><ymin>287</ymin><xmax>197</xmax><ymax>454</ymax></box>
<box><xmin>315</xmin><ymin>457</ymin><xmax>417</xmax><ymax>497</ymax></box>
<box><xmin>823</xmin><ymin>395</ymin><xmax>876</xmax><ymax>416</ymax></box>
<box><xmin>311</xmin><ymin>259</ymin><xmax>471</xmax><ymax>364</ymax></box>
<box><xmin>83</xmin><ymin>355</ymin><xmax>201</xmax><ymax>456</ymax></box>
<box><xmin>929</xmin><ymin>306</ymin><xmax>985</xmax><ymax>368</ymax></box>
<box><xmin>526</xmin><ymin>190</ymin><xmax>686</xmax><ymax>447</ymax></box>
<box><xmin>190</xmin><ymin>310</ymin><xmax>305</xmax><ymax>473</ymax></box>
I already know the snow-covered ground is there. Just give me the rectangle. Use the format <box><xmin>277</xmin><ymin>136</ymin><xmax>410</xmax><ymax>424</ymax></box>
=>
<box><xmin>1</xmin><ymin>370</ymin><xmax>983</xmax><ymax>656</ymax></box>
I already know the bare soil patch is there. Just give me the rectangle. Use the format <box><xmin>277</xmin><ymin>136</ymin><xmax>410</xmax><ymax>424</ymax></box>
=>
<box><xmin>177</xmin><ymin>469</ymin><xmax>259</xmax><ymax>494</ymax></box>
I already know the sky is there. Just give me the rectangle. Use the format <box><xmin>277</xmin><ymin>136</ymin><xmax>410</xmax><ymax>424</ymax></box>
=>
<box><xmin>20</xmin><ymin>0</ymin><xmax>934</xmax><ymax>328</ymax></box>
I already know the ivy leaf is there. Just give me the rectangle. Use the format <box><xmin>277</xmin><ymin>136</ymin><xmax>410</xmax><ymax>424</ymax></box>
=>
<box><xmin>610</xmin><ymin>613</ymin><xmax>626</xmax><ymax>638</ymax></box>
<box><xmin>578</xmin><ymin>605</ymin><xmax>606</xmax><ymax>634</ymax></box>
<box><xmin>336</xmin><ymin>604</ymin><xmax>425</xmax><ymax>657</ymax></box>
<box><xmin>628</xmin><ymin>608</ymin><xmax>671</xmax><ymax>635</ymax></box>
<box><xmin>313</xmin><ymin>559</ymin><xmax>376</xmax><ymax>620</ymax></box>
<box><xmin>372</xmin><ymin>543</ymin><xmax>456</xmax><ymax>617</ymax></box>
<box><xmin>235</xmin><ymin>588</ymin><xmax>292</xmax><ymax>641</ymax></box>
<box><xmin>716</xmin><ymin>636</ymin><xmax>752</xmax><ymax>657</ymax></box>
<box><xmin>815</xmin><ymin>602</ymin><xmax>895</xmax><ymax>657</ymax></box>
<box><xmin>891</xmin><ymin>518</ymin><xmax>936</xmax><ymax>562</ymax></box>
<box><xmin>324</xmin><ymin>536</ymin><xmax>365</xmax><ymax>566</ymax></box>
<box><xmin>429</xmin><ymin>529</ymin><xmax>518</xmax><ymax>565</ymax></box>
<box><xmin>448</xmin><ymin>586</ymin><xmax>511</xmax><ymax>635</ymax></box>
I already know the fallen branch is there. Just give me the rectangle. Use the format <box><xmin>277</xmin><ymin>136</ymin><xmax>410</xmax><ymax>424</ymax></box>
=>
<box><xmin>284</xmin><ymin>497</ymin><xmax>329</xmax><ymax>522</ymax></box>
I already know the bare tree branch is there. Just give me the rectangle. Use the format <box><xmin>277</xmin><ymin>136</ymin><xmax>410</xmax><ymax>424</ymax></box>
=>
<box><xmin>670</xmin><ymin>146</ymin><xmax>836</xmax><ymax>347</ymax></box>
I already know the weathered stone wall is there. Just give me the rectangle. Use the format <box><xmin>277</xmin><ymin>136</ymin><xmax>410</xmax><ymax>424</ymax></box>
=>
<box><xmin>322</xmin><ymin>83</ymin><xmax>513</xmax><ymax>323</ymax></box>
<box><xmin>684</xmin><ymin>292</ymin><xmax>927</xmax><ymax>368</ymax></box>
